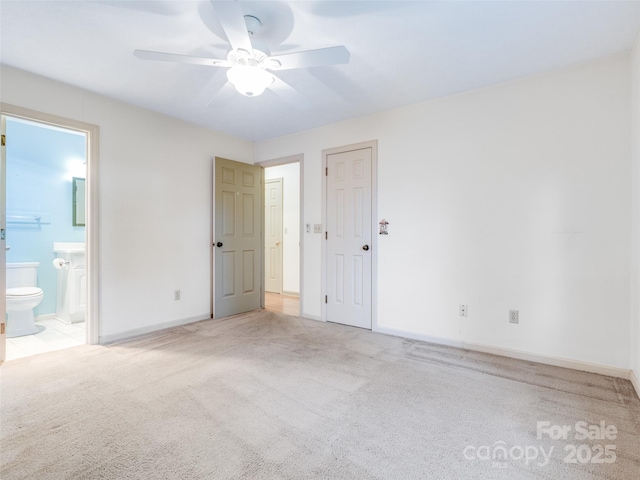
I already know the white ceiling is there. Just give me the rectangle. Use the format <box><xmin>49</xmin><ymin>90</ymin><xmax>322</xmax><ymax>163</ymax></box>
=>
<box><xmin>1</xmin><ymin>1</ymin><xmax>639</xmax><ymax>141</ymax></box>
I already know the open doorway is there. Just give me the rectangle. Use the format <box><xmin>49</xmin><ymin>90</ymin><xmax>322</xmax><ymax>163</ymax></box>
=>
<box><xmin>1</xmin><ymin>106</ymin><xmax>99</xmax><ymax>363</ymax></box>
<box><xmin>260</xmin><ymin>156</ymin><xmax>302</xmax><ymax>317</ymax></box>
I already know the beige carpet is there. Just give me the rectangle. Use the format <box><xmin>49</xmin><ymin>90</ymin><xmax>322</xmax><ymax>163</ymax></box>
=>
<box><xmin>1</xmin><ymin>310</ymin><xmax>639</xmax><ymax>479</ymax></box>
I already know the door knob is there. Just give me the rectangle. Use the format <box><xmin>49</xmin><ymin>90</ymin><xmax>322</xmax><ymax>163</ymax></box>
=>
<box><xmin>216</xmin><ymin>242</ymin><xmax>223</xmax><ymax>248</ymax></box>
<box><xmin>276</xmin><ymin>241</ymin><xmax>281</xmax><ymax>246</ymax></box>
<box><xmin>362</xmin><ymin>245</ymin><xmax>369</xmax><ymax>251</ymax></box>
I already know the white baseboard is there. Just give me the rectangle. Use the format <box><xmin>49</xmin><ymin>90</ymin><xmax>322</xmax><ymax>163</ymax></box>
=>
<box><xmin>282</xmin><ymin>291</ymin><xmax>300</xmax><ymax>297</ymax></box>
<box><xmin>374</xmin><ymin>326</ymin><xmax>632</xmax><ymax>380</ymax></box>
<box><xmin>302</xmin><ymin>313</ymin><xmax>322</xmax><ymax>321</ymax></box>
<box><xmin>99</xmin><ymin>313</ymin><xmax>211</xmax><ymax>345</ymax></box>
<box><xmin>54</xmin><ymin>316</ymin><xmax>85</xmax><ymax>325</ymax></box>
<box><xmin>630</xmin><ymin>370</ymin><xmax>640</xmax><ymax>399</ymax></box>
<box><xmin>35</xmin><ymin>313</ymin><xmax>56</xmax><ymax>322</ymax></box>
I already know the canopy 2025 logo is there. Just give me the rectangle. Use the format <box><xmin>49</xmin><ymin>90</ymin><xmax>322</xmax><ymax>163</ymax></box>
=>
<box><xmin>537</xmin><ymin>421</ymin><xmax>617</xmax><ymax>464</ymax></box>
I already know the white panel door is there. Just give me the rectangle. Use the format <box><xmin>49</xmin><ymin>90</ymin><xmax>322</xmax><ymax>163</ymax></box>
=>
<box><xmin>264</xmin><ymin>178</ymin><xmax>283</xmax><ymax>294</ymax></box>
<box><xmin>214</xmin><ymin>158</ymin><xmax>263</xmax><ymax>318</ymax></box>
<box><xmin>326</xmin><ymin>147</ymin><xmax>372</xmax><ymax>329</ymax></box>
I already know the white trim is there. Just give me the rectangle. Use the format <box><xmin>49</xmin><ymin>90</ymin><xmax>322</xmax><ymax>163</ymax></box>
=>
<box><xmin>321</xmin><ymin>140</ymin><xmax>378</xmax><ymax>328</ymax></box>
<box><xmin>1</xmin><ymin>114</ymin><xmax>6</xmax><ymax>364</ymax></box>
<box><xmin>210</xmin><ymin>157</ymin><xmax>214</xmax><ymax>318</ymax></box>
<box><xmin>320</xmin><ymin>150</ymin><xmax>327</xmax><ymax>323</ymax></box>
<box><xmin>302</xmin><ymin>314</ymin><xmax>322</xmax><ymax>321</ymax></box>
<box><xmin>261</xmin><ymin>166</ymin><xmax>265</xmax><ymax>310</ymax></box>
<box><xmin>256</xmin><ymin>154</ymin><xmax>304</xmax><ymax>318</ymax></box>
<box><xmin>631</xmin><ymin>370</ymin><xmax>640</xmax><ymax>399</ymax></box>
<box><xmin>374</xmin><ymin>325</ymin><xmax>633</xmax><ymax>380</ymax></box>
<box><xmin>35</xmin><ymin>314</ymin><xmax>56</xmax><ymax>322</ymax></box>
<box><xmin>257</xmin><ymin>154</ymin><xmax>301</xmax><ymax>168</ymax></box>
<box><xmin>299</xmin><ymin>157</ymin><xmax>305</xmax><ymax>319</ymax></box>
<box><xmin>371</xmin><ymin>143</ymin><xmax>378</xmax><ymax>332</ymax></box>
<box><xmin>99</xmin><ymin>313</ymin><xmax>210</xmax><ymax>345</ymax></box>
<box><xmin>282</xmin><ymin>291</ymin><xmax>300</xmax><ymax>297</ymax></box>
<box><xmin>0</xmin><ymin>103</ymin><xmax>100</xmax><ymax>346</ymax></box>
<box><xmin>54</xmin><ymin>316</ymin><xmax>85</xmax><ymax>325</ymax></box>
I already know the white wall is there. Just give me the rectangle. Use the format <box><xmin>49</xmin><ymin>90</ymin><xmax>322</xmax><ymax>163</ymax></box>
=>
<box><xmin>1</xmin><ymin>66</ymin><xmax>254</xmax><ymax>340</ymax></box>
<box><xmin>265</xmin><ymin>163</ymin><xmax>300</xmax><ymax>294</ymax></box>
<box><xmin>256</xmin><ymin>54</ymin><xmax>632</xmax><ymax>370</ymax></box>
<box><xmin>631</xmin><ymin>33</ymin><xmax>640</xmax><ymax>384</ymax></box>
<box><xmin>2</xmin><ymin>54</ymin><xmax>635</xmax><ymax>374</ymax></box>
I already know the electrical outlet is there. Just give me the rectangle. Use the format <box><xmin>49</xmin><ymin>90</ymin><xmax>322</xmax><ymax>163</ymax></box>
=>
<box><xmin>509</xmin><ymin>310</ymin><xmax>519</xmax><ymax>324</ymax></box>
<box><xmin>459</xmin><ymin>305</ymin><xmax>468</xmax><ymax>317</ymax></box>
<box><xmin>174</xmin><ymin>290</ymin><xmax>181</xmax><ymax>301</ymax></box>
<box><xmin>314</xmin><ymin>224</ymin><xmax>322</xmax><ymax>233</ymax></box>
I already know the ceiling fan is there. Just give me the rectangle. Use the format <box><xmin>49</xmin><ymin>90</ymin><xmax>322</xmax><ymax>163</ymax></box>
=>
<box><xmin>134</xmin><ymin>0</ymin><xmax>350</xmax><ymax>100</ymax></box>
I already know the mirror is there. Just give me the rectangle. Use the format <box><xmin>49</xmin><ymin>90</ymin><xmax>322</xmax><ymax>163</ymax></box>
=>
<box><xmin>72</xmin><ymin>177</ymin><xmax>86</xmax><ymax>227</ymax></box>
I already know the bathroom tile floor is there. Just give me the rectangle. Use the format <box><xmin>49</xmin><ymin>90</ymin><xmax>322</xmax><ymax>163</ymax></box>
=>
<box><xmin>6</xmin><ymin>318</ymin><xmax>85</xmax><ymax>361</ymax></box>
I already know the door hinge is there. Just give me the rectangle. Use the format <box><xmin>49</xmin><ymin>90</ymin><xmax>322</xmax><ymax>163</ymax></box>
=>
<box><xmin>1</xmin><ymin>322</ymin><xmax>5</xmax><ymax>335</ymax></box>
<box><xmin>325</xmin><ymin>167</ymin><xmax>328</xmax><ymax>176</ymax></box>
<box><xmin>325</xmin><ymin>295</ymin><xmax>328</xmax><ymax>304</ymax></box>
<box><xmin>325</xmin><ymin>231</ymin><xmax>327</xmax><ymax>240</ymax></box>
<box><xmin>1</xmin><ymin>134</ymin><xmax>5</xmax><ymax>147</ymax></box>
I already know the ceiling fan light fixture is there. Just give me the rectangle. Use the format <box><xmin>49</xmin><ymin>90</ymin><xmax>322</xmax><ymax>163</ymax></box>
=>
<box><xmin>227</xmin><ymin>66</ymin><xmax>273</xmax><ymax>97</ymax></box>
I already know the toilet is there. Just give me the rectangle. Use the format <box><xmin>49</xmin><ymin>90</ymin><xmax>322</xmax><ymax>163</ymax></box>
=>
<box><xmin>6</xmin><ymin>262</ymin><xmax>44</xmax><ymax>337</ymax></box>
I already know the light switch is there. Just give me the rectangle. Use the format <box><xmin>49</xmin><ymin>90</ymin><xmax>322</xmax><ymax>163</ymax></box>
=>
<box><xmin>314</xmin><ymin>224</ymin><xmax>322</xmax><ymax>233</ymax></box>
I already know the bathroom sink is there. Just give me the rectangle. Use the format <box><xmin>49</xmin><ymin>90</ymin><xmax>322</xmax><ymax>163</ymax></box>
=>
<box><xmin>53</xmin><ymin>242</ymin><xmax>85</xmax><ymax>253</ymax></box>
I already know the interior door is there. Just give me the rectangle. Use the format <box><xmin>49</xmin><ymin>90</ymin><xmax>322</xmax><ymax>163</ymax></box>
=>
<box><xmin>214</xmin><ymin>157</ymin><xmax>263</xmax><ymax>318</ymax></box>
<box><xmin>265</xmin><ymin>178</ymin><xmax>283</xmax><ymax>294</ymax></box>
<box><xmin>326</xmin><ymin>147</ymin><xmax>372</xmax><ymax>329</ymax></box>
<box><xmin>0</xmin><ymin>116</ymin><xmax>6</xmax><ymax>362</ymax></box>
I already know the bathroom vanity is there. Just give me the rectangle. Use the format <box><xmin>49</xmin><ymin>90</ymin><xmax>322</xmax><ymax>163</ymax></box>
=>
<box><xmin>53</xmin><ymin>242</ymin><xmax>86</xmax><ymax>324</ymax></box>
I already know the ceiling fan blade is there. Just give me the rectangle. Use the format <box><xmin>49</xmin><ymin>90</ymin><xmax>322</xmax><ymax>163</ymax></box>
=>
<box><xmin>269</xmin><ymin>46</ymin><xmax>350</xmax><ymax>71</ymax></box>
<box><xmin>134</xmin><ymin>50</ymin><xmax>230</xmax><ymax>67</ymax></box>
<box><xmin>269</xmin><ymin>76</ymin><xmax>311</xmax><ymax>109</ymax></box>
<box><xmin>210</xmin><ymin>1</ymin><xmax>253</xmax><ymax>53</ymax></box>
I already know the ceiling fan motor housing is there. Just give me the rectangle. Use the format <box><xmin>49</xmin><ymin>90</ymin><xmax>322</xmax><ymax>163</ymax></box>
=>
<box><xmin>244</xmin><ymin>15</ymin><xmax>261</xmax><ymax>36</ymax></box>
<box><xmin>228</xmin><ymin>48</ymin><xmax>268</xmax><ymax>67</ymax></box>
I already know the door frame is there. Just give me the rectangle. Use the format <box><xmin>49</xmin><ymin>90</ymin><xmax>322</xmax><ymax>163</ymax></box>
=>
<box><xmin>321</xmin><ymin>140</ymin><xmax>378</xmax><ymax>329</ymax></box>
<box><xmin>256</xmin><ymin>154</ymin><xmax>304</xmax><ymax>318</ymax></box>
<box><xmin>0</xmin><ymin>103</ymin><xmax>100</xmax><ymax>347</ymax></box>
<box><xmin>0</xmin><ymin>114</ymin><xmax>6</xmax><ymax>362</ymax></box>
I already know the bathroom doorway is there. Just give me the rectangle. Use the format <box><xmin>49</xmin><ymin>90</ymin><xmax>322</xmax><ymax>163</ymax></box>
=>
<box><xmin>258</xmin><ymin>155</ymin><xmax>303</xmax><ymax>317</ymax></box>
<box><xmin>1</xmin><ymin>106</ymin><xmax>99</xmax><ymax>362</ymax></box>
